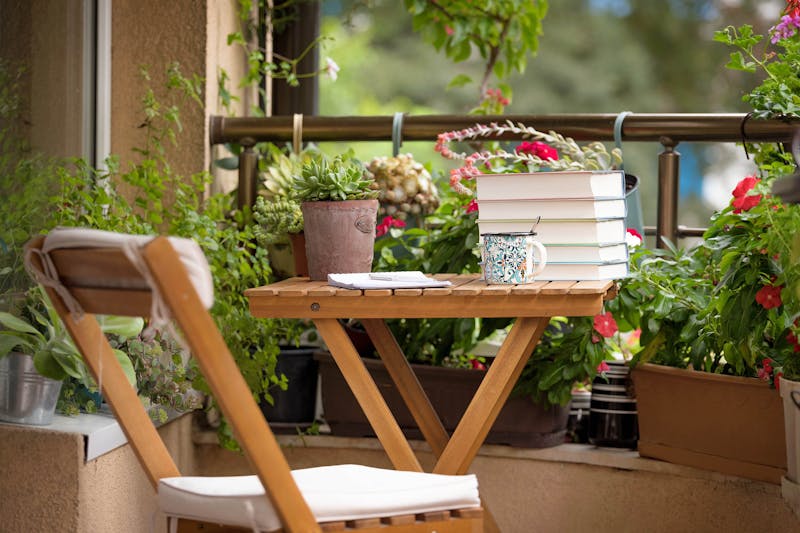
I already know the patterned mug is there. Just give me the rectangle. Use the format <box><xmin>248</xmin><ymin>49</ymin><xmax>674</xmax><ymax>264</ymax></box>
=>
<box><xmin>481</xmin><ymin>232</ymin><xmax>548</xmax><ymax>284</ymax></box>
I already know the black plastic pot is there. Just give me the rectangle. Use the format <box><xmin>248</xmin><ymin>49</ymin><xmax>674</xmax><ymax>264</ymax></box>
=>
<box><xmin>259</xmin><ymin>346</ymin><xmax>318</xmax><ymax>429</ymax></box>
<box><xmin>588</xmin><ymin>361</ymin><xmax>638</xmax><ymax>449</ymax></box>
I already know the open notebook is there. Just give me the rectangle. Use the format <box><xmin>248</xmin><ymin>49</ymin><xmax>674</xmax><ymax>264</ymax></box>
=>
<box><xmin>328</xmin><ymin>271</ymin><xmax>452</xmax><ymax>290</ymax></box>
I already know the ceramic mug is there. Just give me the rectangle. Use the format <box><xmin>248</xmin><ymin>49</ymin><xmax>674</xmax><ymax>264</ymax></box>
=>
<box><xmin>481</xmin><ymin>232</ymin><xmax>548</xmax><ymax>284</ymax></box>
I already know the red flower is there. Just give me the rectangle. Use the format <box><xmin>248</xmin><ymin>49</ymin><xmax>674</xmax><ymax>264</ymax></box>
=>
<box><xmin>376</xmin><ymin>215</ymin><xmax>406</xmax><ymax>237</ymax></box>
<box><xmin>516</xmin><ymin>141</ymin><xmax>558</xmax><ymax>161</ymax></box>
<box><xmin>597</xmin><ymin>361</ymin><xmax>610</xmax><ymax>373</ymax></box>
<box><xmin>465</xmin><ymin>198</ymin><xmax>479</xmax><ymax>214</ymax></box>
<box><xmin>593</xmin><ymin>312</ymin><xmax>618</xmax><ymax>338</ymax></box>
<box><xmin>763</xmin><ymin>358</ymin><xmax>773</xmax><ymax>373</ymax></box>
<box><xmin>469</xmin><ymin>358</ymin><xmax>486</xmax><ymax>371</ymax></box>
<box><xmin>732</xmin><ymin>194</ymin><xmax>762</xmax><ymax>213</ymax></box>
<box><xmin>732</xmin><ymin>175</ymin><xmax>760</xmax><ymax>198</ymax></box>
<box><xmin>755</xmin><ymin>285</ymin><xmax>783</xmax><ymax>309</ymax></box>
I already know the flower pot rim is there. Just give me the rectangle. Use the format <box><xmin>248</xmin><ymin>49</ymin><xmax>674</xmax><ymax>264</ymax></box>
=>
<box><xmin>300</xmin><ymin>198</ymin><xmax>379</xmax><ymax>208</ymax></box>
<box><xmin>632</xmin><ymin>362</ymin><xmax>777</xmax><ymax>389</ymax></box>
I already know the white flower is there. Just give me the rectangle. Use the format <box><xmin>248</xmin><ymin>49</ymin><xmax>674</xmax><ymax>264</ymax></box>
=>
<box><xmin>324</xmin><ymin>57</ymin><xmax>339</xmax><ymax>81</ymax></box>
<box><xmin>625</xmin><ymin>229</ymin><xmax>642</xmax><ymax>248</ymax></box>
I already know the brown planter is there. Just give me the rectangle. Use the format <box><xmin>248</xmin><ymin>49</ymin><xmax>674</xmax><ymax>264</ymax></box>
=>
<box><xmin>301</xmin><ymin>199</ymin><xmax>378</xmax><ymax>280</ymax></box>
<box><xmin>316</xmin><ymin>352</ymin><xmax>569</xmax><ymax>448</ymax></box>
<box><xmin>631</xmin><ymin>363</ymin><xmax>786</xmax><ymax>484</ymax></box>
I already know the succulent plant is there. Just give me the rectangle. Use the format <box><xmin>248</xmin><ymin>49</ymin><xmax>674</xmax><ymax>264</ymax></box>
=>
<box><xmin>293</xmin><ymin>154</ymin><xmax>378</xmax><ymax>202</ymax></box>
<box><xmin>253</xmin><ymin>196</ymin><xmax>303</xmax><ymax>246</ymax></box>
<box><xmin>366</xmin><ymin>153</ymin><xmax>439</xmax><ymax>220</ymax></box>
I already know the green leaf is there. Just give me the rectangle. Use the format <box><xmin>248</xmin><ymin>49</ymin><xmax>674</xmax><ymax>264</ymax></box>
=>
<box><xmin>113</xmin><ymin>348</ymin><xmax>138</xmax><ymax>388</ymax></box>
<box><xmin>447</xmin><ymin>74</ymin><xmax>473</xmax><ymax>89</ymax></box>
<box><xmin>0</xmin><ymin>311</ymin><xmax>39</xmax><ymax>335</ymax></box>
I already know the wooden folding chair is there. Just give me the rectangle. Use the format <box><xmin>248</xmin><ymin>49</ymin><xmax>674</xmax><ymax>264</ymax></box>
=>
<box><xmin>24</xmin><ymin>228</ymin><xmax>483</xmax><ymax>532</ymax></box>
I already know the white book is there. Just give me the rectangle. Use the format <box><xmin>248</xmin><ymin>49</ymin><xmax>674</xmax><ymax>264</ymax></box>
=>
<box><xmin>535</xmin><ymin>261</ymin><xmax>629</xmax><ymax>281</ymax></box>
<box><xmin>478</xmin><ymin>218</ymin><xmax>627</xmax><ymax>245</ymax></box>
<box><xmin>475</xmin><ymin>170</ymin><xmax>625</xmax><ymax>201</ymax></box>
<box><xmin>476</xmin><ymin>197</ymin><xmax>627</xmax><ymax>220</ymax></box>
<box><xmin>545</xmin><ymin>242</ymin><xmax>629</xmax><ymax>263</ymax></box>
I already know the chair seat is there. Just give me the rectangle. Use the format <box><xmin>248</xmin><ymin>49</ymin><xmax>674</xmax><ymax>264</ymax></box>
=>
<box><xmin>159</xmin><ymin>464</ymin><xmax>480</xmax><ymax>531</ymax></box>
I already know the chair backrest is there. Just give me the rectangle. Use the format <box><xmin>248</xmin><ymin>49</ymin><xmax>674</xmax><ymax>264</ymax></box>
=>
<box><xmin>24</xmin><ymin>229</ymin><xmax>320</xmax><ymax>532</ymax></box>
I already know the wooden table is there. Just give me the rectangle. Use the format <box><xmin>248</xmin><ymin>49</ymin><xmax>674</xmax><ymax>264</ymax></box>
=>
<box><xmin>246</xmin><ymin>274</ymin><xmax>616</xmax><ymax>529</ymax></box>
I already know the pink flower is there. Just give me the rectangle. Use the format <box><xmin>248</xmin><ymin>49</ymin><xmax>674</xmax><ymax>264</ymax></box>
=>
<box><xmin>755</xmin><ymin>285</ymin><xmax>782</xmax><ymax>309</ymax></box>
<box><xmin>445</xmin><ymin>25</ymin><xmax>454</xmax><ymax>36</ymax></box>
<box><xmin>732</xmin><ymin>194</ymin><xmax>762</xmax><ymax>214</ymax></box>
<box><xmin>770</xmin><ymin>13</ymin><xmax>800</xmax><ymax>43</ymax></box>
<box><xmin>465</xmin><ymin>198</ymin><xmax>478</xmax><ymax>214</ymax></box>
<box><xmin>593</xmin><ymin>312</ymin><xmax>618</xmax><ymax>338</ymax></box>
<box><xmin>376</xmin><ymin>215</ymin><xmax>406</xmax><ymax>237</ymax></box>
<box><xmin>732</xmin><ymin>176</ymin><xmax>760</xmax><ymax>198</ymax></box>
<box><xmin>597</xmin><ymin>361</ymin><xmax>610</xmax><ymax>373</ymax></box>
<box><xmin>516</xmin><ymin>141</ymin><xmax>558</xmax><ymax>161</ymax></box>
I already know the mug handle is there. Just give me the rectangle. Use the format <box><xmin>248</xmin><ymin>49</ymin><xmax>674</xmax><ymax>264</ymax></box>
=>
<box><xmin>528</xmin><ymin>240</ymin><xmax>548</xmax><ymax>277</ymax></box>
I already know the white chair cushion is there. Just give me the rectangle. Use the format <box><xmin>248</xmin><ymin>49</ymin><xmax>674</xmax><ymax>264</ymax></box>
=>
<box><xmin>42</xmin><ymin>227</ymin><xmax>214</xmax><ymax>309</ymax></box>
<box><xmin>158</xmin><ymin>464</ymin><xmax>480</xmax><ymax>531</ymax></box>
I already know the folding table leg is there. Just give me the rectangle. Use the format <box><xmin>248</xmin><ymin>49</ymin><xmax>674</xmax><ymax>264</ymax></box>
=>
<box><xmin>313</xmin><ymin>318</ymin><xmax>422</xmax><ymax>472</ymax></box>
<box><xmin>434</xmin><ymin>316</ymin><xmax>549</xmax><ymax>476</ymax></box>
<box><xmin>361</xmin><ymin>318</ymin><xmax>502</xmax><ymax>533</ymax></box>
<box><xmin>360</xmin><ymin>319</ymin><xmax>449</xmax><ymax>456</ymax></box>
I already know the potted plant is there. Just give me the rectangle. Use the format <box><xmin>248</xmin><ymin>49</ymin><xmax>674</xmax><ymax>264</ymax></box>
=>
<box><xmin>714</xmin><ymin>0</ymin><xmax>800</xmax><ymax>492</ymax></box>
<box><xmin>0</xmin><ymin>288</ymin><xmax>140</xmax><ymax>425</ymax></box>
<box><xmin>253</xmin><ymin>143</ymin><xmax>316</xmax><ymax>278</ymax></box>
<box><xmin>293</xmin><ymin>152</ymin><xmax>379</xmax><ymax>281</ymax></box>
<box><xmin>603</xmin><ymin>2</ymin><xmax>800</xmax><ymax>485</ymax></box>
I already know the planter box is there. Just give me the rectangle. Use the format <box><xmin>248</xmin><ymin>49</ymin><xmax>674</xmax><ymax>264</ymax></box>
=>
<box><xmin>632</xmin><ymin>363</ymin><xmax>786</xmax><ymax>484</ymax></box>
<box><xmin>316</xmin><ymin>352</ymin><xmax>568</xmax><ymax>448</ymax></box>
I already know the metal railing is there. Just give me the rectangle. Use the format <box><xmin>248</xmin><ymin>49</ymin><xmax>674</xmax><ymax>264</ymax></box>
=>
<box><xmin>209</xmin><ymin>113</ymin><xmax>798</xmax><ymax>247</ymax></box>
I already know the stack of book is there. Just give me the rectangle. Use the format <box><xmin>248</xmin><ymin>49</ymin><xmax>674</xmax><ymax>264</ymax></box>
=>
<box><xmin>475</xmin><ymin>170</ymin><xmax>629</xmax><ymax>281</ymax></box>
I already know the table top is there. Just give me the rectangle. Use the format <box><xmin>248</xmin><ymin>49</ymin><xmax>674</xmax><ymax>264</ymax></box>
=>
<box><xmin>245</xmin><ymin>273</ymin><xmax>617</xmax><ymax>319</ymax></box>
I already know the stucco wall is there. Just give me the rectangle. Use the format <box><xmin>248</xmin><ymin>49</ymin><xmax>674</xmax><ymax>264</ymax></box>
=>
<box><xmin>0</xmin><ymin>414</ymin><xmax>195</xmax><ymax>533</ymax></box>
<box><xmin>0</xmin><ymin>0</ymin><xmax>86</xmax><ymax>160</ymax></box>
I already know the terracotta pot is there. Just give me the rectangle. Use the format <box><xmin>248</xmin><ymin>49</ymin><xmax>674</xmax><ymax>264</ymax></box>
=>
<box><xmin>316</xmin><ymin>352</ymin><xmax>569</xmax><ymax>448</ymax></box>
<box><xmin>289</xmin><ymin>232</ymin><xmax>308</xmax><ymax>277</ymax></box>
<box><xmin>631</xmin><ymin>363</ymin><xmax>786</xmax><ymax>484</ymax></box>
<box><xmin>301</xmin><ymin>199</ymin><xmax>378</xmax><ymax>281</ymax></box>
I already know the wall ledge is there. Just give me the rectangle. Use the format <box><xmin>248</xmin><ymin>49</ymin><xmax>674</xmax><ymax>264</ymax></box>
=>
<box><xmin>194</xmin><ymin>429</ymin><xmax>782</xmax><ymax>495</ymax></box>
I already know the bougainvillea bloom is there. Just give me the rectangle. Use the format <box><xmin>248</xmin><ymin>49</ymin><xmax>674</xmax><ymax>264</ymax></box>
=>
<box><xmin>755</xmin><ymin>285</ymin><xmax>783</xmax><ymax>309</ymax></box>
<box><xmin>376</xmin><ymin>215</ymin><xmax>406</xmax><ymax>237</ymax></box>
<box><xmin>732</xmin><ymin>175</ymin><xmax>760</xmax><ymax>198</ymax></box>
<box><xmin>593</xmin><ymin>313</ymin><xmax>618</xmax><ymax>338</ymax></box>
<box><xmin>516</xmin><ymin>141</ymin><xmax>558</xmax><ymax>161</ymax></box>
<box><xmin>465</xmin><ymin>198</ymin><xmax>479</xmax><ymax>214</ymax></box>
<box><xmin>732</xmin><ymin>193</ymin><xmax>762</xmax><ymax>214</ymax></box>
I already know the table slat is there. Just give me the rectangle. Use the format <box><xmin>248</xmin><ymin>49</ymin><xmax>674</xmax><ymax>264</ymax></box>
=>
<box><xmin>540</xmin><ymin>280</ymin><xmax>578</xmax><ymax>294</ymax></box>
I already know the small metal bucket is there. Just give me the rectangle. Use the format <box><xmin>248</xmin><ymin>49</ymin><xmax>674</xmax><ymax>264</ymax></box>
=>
<box><xmin>0</xmin><ymin>352</ymin><xmax>62</xmax><ymax>425</ymax></box>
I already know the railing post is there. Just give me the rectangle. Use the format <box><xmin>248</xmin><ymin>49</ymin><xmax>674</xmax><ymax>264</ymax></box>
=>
<box><xmin>238</xmin><ymin>141</ymin><xmax>258</xmax><ymax>210</ymax></box>
<box><xmin>657</xmin><ymin>138</ymin><xmax>680</xmax><ymax>248</ymax></box>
